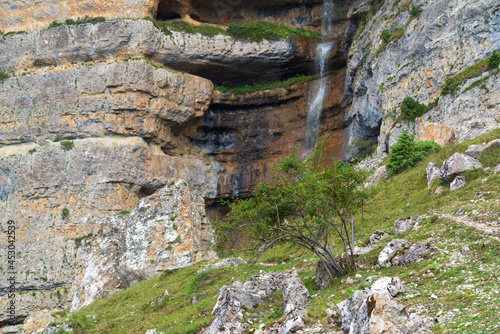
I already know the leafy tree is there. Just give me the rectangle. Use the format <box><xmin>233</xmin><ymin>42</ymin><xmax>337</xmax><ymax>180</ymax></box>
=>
<box><xmin>387</xmin><ymin>132</ymin><xmax>440</xmax><ymax>175</ymax></box>
<box><xmin>215</xmin><ymin>147</ymin><xmax>368</xmax><ymax>281</ymax></box>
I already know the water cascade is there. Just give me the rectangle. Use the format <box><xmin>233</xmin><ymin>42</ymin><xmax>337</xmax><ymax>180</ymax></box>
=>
<box><xmin>305</xmin><ymin>0</ymin><xmax>335</xmax><ymax>150</ymax></box>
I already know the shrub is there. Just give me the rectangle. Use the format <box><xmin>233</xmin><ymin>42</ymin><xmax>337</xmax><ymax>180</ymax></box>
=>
<box><xmin>489</xmin><ymin>50</ymin><xmax>500</xmax><ymax>69</ymax></box>
<box><xmin>48</xmin><ymin>21</ymin><xmax>63</xmax><ymax>28</ymax></box>
<box><xmin>400</xmin><ymin>97</ymin><xmax>428</xmax><ymax>120</ymax></box>
<box><xmin>345</xmin><ymin>137</ymin><xmax>377</xmax><ymax>162</ymax></box>
<box><xmin>380</xmin><ymin>29</ymin><xmax>391</xmax><ymax>44</ymax></box>
<box><xmin>0</xmin><ymin>71</ymin><xmax>10</xmax><ymax>83</ymax></box>
<box><xmin>387</xmin><ymin>132</ymin><xmax>440</xmax><ymax>175</ymax></box>
<box><xmin>409</xmin><ymin>5</ymin><xmax>423</xmax><ymax>18</ymax></box>
<box><xmin>166</xmin><ymin>20</ymin><xmax>228</xmax><ymax>37</ymax></box>
<box><xmin>62</xmin><ymin>208</ymin><xmax>70</xmax><ymax>220</ymax></box>
<box><xmin>60</xmin><ymin>140</ymin><xmax>74</xmax><ymax>151</ymax></box>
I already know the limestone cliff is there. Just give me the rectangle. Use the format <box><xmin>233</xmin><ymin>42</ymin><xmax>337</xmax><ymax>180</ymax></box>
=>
<box><xmin>342</xmin><ymin>0</ymin><xmax>500</xmax><ymax>160</ymax></box>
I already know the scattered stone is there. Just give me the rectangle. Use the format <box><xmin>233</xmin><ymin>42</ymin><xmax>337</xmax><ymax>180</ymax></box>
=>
<box><xmin>461</xmin><ymin>245</ymin><xmax>470</xmax><ymax>255</ymax></box>
<box><xmin>438</xmin><ymin>152</ymin><xmax>482</xmax><ymax>182</ymax></box>
<box><xmin>205</xmin><ymin>270</ymin><xmax>310</xmax><ymax>334</ymax></box>
<box><xmin>395</xmin><ymin>217</ymin><xmax>415</xmax><ymax>235</ymax></box>
<box><xmin>471</xmin><ymin>210</ymin><xmax>478</xmax><ymax>215</ymax></box>
<box><xmin>378</xmin><ymin>239</ymin><xmax>409</xmax><ymax>268</ymax></box>
<box><xmin>336</xmin><ymin>277</ymin><xmax>432</xmax><ymax>334</ymax></box>
<box><xmin>483</xmin><ymin>240</ymin><xmax>493</xmax><ymax>247</ymax></box>
<box><xmin>456</xmin><ymin>208</ymin><xmax>465</xmax><ymax>215</ymax></box>
<box><xmin>450</xmin><ymin>176</ymin><xmax>466</xmax><ymax>191</ymax></box>
<box><xmin>434</xmin><ymin>186</ymin><xmax>444</xmax><ymax>195</ymax></box>
<box><xmin>191</xmin><ymin>296</ymin><xmax>199</xmax><ymax>304</ymax></box>
<box><xmin>355</xmin><ymin>274</ymin><xmax>362</xmax><ymax>278</ymax></box>
<box><xmin>196</xmin><ymin>257</ymin><xmax>246</xmax><ymax>274</ymax></box>
<box><xmin>347</xmin><ymin>246</ymin><xmax>373</xmax><ymax>256</ymax></box>
<box><xmin>367</xmin><ymin>230</ymin><xmax>390</xmax><ymax>246</ymax></box>
<box><xmin>1</xmin><ymin>327</ymin><xmax>19</xmax><ymax>334</ymax></box>
<box><xmin>457</xmin><ymin>284</ymin><xmax>474</xmax><ymax>291</ymax></box>
<box><xmin>426</xmin><ymin>162</ymin><xmax>440</xmax><ymax>188</ymax></box>
<box><xmin>430</xmin><ymin>294</ymin><xmax>438</xmax><ymax>300</ymax></box>
<box><xmin>346</xmin><ymin>277</ymin><xmax>355</xmax><ymax>284</ymax></box>
<box><xmin>495</xmin><ymin>164</ymin><xmax>500</xmax><ymax>173</ymax></box>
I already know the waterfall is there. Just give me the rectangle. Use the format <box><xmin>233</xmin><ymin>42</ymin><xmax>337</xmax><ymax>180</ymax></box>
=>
<box><xmin>305</xmin><ymin>0</ymin><xmax>335</xmax><ymax>150</ymax></box>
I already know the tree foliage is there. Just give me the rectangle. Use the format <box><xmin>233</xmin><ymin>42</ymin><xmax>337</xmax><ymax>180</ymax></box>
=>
<box><xmin>387</xmin><ymin>132</ymin><xmax>440</xmax><ymax>175</ymax></box>
<box><xmin>215</xmin><ymin>147</ymin><xmax>368</xmax><ymax>280</ymax></box>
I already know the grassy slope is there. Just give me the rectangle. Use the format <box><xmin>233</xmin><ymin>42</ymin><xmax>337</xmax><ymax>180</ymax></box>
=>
<box><xmin>54</xmin><ymin>130</ymin><xmax>500</xmax><ymax>334</ymax></box>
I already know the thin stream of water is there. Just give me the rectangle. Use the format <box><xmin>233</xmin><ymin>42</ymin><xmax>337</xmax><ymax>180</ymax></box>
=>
<box><xmin>305</xmin><ymin>0</ymin><xmax>335</xmax><ymax>150</ymax></box>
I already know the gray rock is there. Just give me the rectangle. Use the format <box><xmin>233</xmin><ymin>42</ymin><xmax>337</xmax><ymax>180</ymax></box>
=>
<box><xmin>394</xmin><ymin>217</ymin><xmax>415</xmax><ymax>235</ymax></box>
<box><xmin>495</xmin><ymin>164</ymin><xmax>500</xmax><ymax>173</ymax></box>
<box><xmin>315</xmin><ymin>258</ymin><xmax>339</xmax><ymax>290</ymax></box>
<box><xmin>426</xmin><ymin>162</ymin><xmax>440</xmax><ymax>188</ymax></box>
<box><xmin>378</xmin><ymin>240</ymin><xmax>433</xmax><ymax>268</ymax></box>
<box><xmin>336</xmin><ymin>277</ymin><xmax>432</xmax><ymax>334</ymax></box>
<box><xmin>367</xmin><ymin>230</ymin><xmax>390</xmax><ymax>246</ymax></box>
<box><xmin>464</xmin><ymin>144</ymin><xmax>487</xmax><ymax>159</ymax></box>
<box><xmin>1</xmin><ymin>327</ymin><xmax>19</xmax><ymax>334</ymax></box>
<box><xmin>438</xmin><ymin>153</ymin><xmax>482</xmax><ymax>182</ymax></box>
<box><xmin>456</xmin><ymin>208</ymin><xmax>465</xmax><ymax>215</ymax></box>
<box><xmin>450</xmin><ymin>176</ymin><xmax>466</xmax><ymax>191</ymax></box>
<box><xmin>205</xmin><ymin>270</ymin><xmax>310</xmax><ymax>334</ymax></box>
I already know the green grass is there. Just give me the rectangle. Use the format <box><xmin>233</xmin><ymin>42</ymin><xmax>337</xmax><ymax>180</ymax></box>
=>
<box><xmin>441</xmin><ymin>57</ymin><xmax>492</xmax><ymax>96</ymax></box>
<box><xmin>376</xmin><ymin>28</ymin><xmax>404</xmax><ymax>56</ymax></box>
<box><xmin>215</xmin><ymin>73</ymin><xmax>320</xmax><ymax>95</ymax></box>
<box><xmin>48</xmin><ymin>16</ymin><xmax>106</xmax><ymax>29</ymax></box>
<box><xmin>60</xmin><ymin>140</ymin><xmax>75</xmax><ymax>151</ymax></box>
<box><xmin>144</xmin><ymin>18</ymin><xmax>319</xmax><ymax>42</ymax></box>
<box><xmin>478</xmin><ymin>144</ymin><xmax>500</xmax><ymax>168</ymax></box>
<box><xmin>54</xmin><ymin>129</ymin><xmax>500</xmax><ymax>334</ymax></box>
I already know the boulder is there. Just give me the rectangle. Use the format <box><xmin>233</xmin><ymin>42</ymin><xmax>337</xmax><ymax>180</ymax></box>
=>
<box><xmin>205</xmin><ymin>270</ymin><xmax>310</xmax><ymax>334</ymax></box>
<box><xmin>450</xmin><ymin>176</ymin><xmax>466</xmax><ymax>191</ymax></box>
<box><xmin>496</xmin><ymin>164</ymin><xmax>500</xmax><ymax>173</ymax></box>
<box><xmin>378</xmin><ymin>240</ymin><xmax>434</xmax><ymax>268</ymax></box>
<box><xmin>438</xmin><ymin>153</ymin><xmax>482</xmax><ymax>182</ymax></box>
<box><xmin>366</xmin><ymin>231</ymin><xmax>390</xmax><ymax>246</ymax></box>
<box><xmin>377</xmin><ymin>239</ymin><xmax>409</xmax><ymax>268</ymax></box>
<box><xmin>465</xmin><ymin>139</ymin><xmax>500</xmax><ymax>159</ymax></box>
<box><xmin>394</xmin><ymin>217</ymin><xmax>415</xmax><ymax>235</ymax></box>
<box><xmin>336</xmin><ymin>277</ymin><xmax>432</xmax><ymax>334</ymax></box>
<box><xmin>426</xmin><ymin>162</ymin><xmax>440</xmax><ymax>188</ymax></box>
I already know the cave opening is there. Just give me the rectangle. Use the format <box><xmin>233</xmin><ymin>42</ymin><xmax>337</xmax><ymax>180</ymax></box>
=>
<box><xmin>156</xmin><ymin>0</ymin><xmax>181</xmax><ymax>21</ymax></box>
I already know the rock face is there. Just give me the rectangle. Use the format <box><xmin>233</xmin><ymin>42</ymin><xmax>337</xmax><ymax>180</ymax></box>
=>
<box><xmin>336</xmin><ymin>277</ymin><xmax>432</xmax><ymax>334</ymax></box>
<box><xmin>416</xmin><ymin>120</ymin><xmax>455</xmax><ymax>147</ymax></box>
<box><xmin>0</xmin><ymin>20</ymin><xmax>311</xmax><ymax>86</ymax></box>
<box><xmin>343</xmin><ymin>0</ymin><xmax>500</xmax><ymax>159</ymax></box>
<box><xmin>438</xmin><ymin>152</ymin><xmax>482</xmax><ymax>182</ymax></box>
<box><xmin>71</xmin><ymin>179</ymin><xmax>217</xmax><ymax>310</ymax></box>
<box><xmin>205</xmin><ymin>270</ymin><xmax>310</xmax><ymax>334</ymax></box>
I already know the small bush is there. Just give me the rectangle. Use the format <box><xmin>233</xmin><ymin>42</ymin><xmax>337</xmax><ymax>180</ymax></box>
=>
<box><xmin>62</xmin><ymin>208</ymin><xmax>70</xmax><ymax>220</ymax></box>
<box><xmin>0</xmin><ymin>71</ymin><xmax>10</xmax><ymax>83</ymax></box>
<box><xmin>48</xmin><ymin>21</ymin><xmax>63</xmax><ymax>28</ymax></box>
<box><xmin>380</xmin><ymin>29</ymin><xmax>391</xmax><ymax>44</ymax></box>
<box><xmin>226</xmin><ymin>21</ymin><xmax>318</xmax><ymax>42</ymax></box>
<box><xmin>166</xmin><ymin>20</ymin><xmax>228</xmax><ymax>37</ymax></box>
<box><xmin>387</xmin><ymin>132</ymin><xmax>440</xmax><ymax>175</ymax></box>
<box><xmin>345</xmin><ymin>137</ymin><xmax>377</xmax><ymax>162</ymax></box>
<box><xmin>118</xmin><ymin>210</ymin><xmax>130</xmax><ymax>215</ymax></box>
<box><xmin>409</xmin><ymin>5</ymin><xmax>423</xmax><ymax>18</ymax></box>
<box><xmin>400</xmin><ymin>97</ymin><xmax>428</xmax><ymax>120</ymax></box>
<box><xmin>489</xmin><ymin>50</ymin><xmax>500</xmax><ymax>69</ymax></box>
<box><xmin>60</xmin><ymin>140</ymin><xmax>74</xmax><ymax>151</ymax></box>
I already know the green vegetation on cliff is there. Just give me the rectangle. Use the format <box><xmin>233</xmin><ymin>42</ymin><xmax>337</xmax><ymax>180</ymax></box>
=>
<box><xmin>215</xmin><ymin>74</ymin><xmax>318</xmax><ymax>94</ymax></box>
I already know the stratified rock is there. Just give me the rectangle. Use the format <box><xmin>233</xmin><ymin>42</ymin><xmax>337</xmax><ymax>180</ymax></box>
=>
<box><xmin>71</xmin><ymin>179</ymin><xmax>217</xmax><ymax>310</ymax></box>
<box><xmin>426</xmin><ymin>162</ymin><xmax>440</xmax><ymax>188</ymax></box>
<box><xmin>336</xmin><ymin>277</ymin><xmax>432</xmax><ymax>334</ymax></box>
<box><xmin>416</xmin><ymin>120</ymin><xmax>455</xmax><ymax>146</ymax></box>
<box><xmin>394</xmin><ymin>217</ymin><xmax>415</xmax><ymax>235</ymax></box>
<box><xmin>205</xmin><ymin>271</ymin><xmax>310</xmax><ymax>334</ymax></box>
<box><xmin>367</xmin><ymin>231</ymin><xmax>390</xmax><ymax>246</ymax></box>
<box><xmin>438</xmin><ymin>153</ymin><xmax>482</xmax><ymax>182</ymax></box>
<box><xmin>378</xmin><ymin>240</ymin><xmax>434</xmax><ymax>268</ymax></box>
<box><xmin>450</xmin><ymin>176</ymin><xmax>466</xmax><ymax>191</ymax></box>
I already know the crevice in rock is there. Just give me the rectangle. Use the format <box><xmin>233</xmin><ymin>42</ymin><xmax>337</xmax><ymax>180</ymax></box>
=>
<box><xmin>0</xmin><ymin>316</ymin><xmax>27</xmax><ymax>328</ymax></box>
